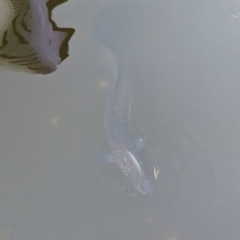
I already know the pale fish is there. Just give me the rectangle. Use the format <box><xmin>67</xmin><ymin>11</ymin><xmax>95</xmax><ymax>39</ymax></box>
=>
<box><xmin>0</xmin><ymin>0</ymin><xmax>75</xmax><ymax>74</ymax></box>
<box><xmin>104</xmin><ymin>65</ymin><xmax>153</xmax><ymax>195</ymax></box>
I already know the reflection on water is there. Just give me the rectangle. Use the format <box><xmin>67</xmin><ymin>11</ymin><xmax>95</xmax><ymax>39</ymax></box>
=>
<box><xmin>0</xmin><ymin>0</ymin><xmax>75</xmax><ymax>74</ymax></box>
<box><xmin>1</xmin><ymin>0</ymin><xmax>240</xmax><ymax>240</ymax></box>
<box><xmin>223</xmin><ymin>0</ymin><xmax>240</xmax><ymax>18</ymax></box>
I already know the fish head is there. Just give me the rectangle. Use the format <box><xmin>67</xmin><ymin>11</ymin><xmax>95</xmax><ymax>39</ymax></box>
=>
<box><xmin>133</xmin><ymin>177</ymin><xmax>153</xmax><ymax>195</ymax></box>
<box><xmin>126</xmin><ymin>151</ymin><xmax>153</xmax><ymax>195</ymax></box>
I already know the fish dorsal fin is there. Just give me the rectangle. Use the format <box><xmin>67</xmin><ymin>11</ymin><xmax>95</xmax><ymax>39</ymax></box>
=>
<box><xmin>126</xmin><ymin>151</ymin><xmax>142</xmax><ymax>173</ymax></box>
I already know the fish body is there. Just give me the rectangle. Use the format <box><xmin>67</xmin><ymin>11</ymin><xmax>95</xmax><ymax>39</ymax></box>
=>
<box><xmin>104</xmin><ymin>66</ymin><xmax>153</xmax><ymax>195</ymax></box>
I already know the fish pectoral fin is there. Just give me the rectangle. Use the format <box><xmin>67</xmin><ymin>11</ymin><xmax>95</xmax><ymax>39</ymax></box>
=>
<box><xmin>98</xmin><ymin>152</ymin><xmax>115</xmax><ymax>164</ymax></box>
<box><xmin>135</xmin><ymin>138</ymin><xmax>147</xmax><ymax>152</ymax></box>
